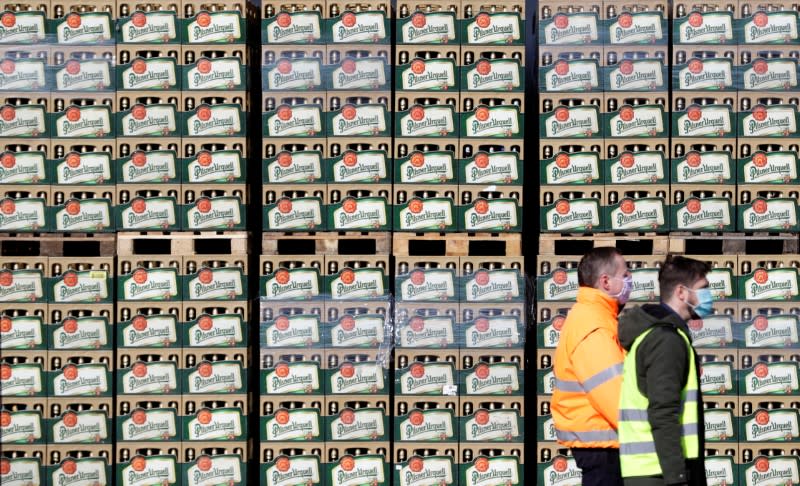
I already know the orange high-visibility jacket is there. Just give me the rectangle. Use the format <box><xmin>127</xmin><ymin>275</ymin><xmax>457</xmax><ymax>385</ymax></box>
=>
<box><xmin>552</xmin><ymin>286</ymin><xmax>625</xmax><ymax>448</ymax></box>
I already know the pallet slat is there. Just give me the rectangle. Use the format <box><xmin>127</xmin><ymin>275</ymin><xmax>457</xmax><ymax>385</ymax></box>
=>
<box><xmin>261</xmin><ymin>232</ymin><xmax>391</xmax><ymax>255</ymax></box>
<box><xmin>117</xmin><ymin>231</ymin><xmax>250</xmax><ymax>256</ymax></box>
<box><xmin>393</xmin><ymin>232</ymin><xmax>521</xmax><ymax>257</ymax></box>
<box><xmin>0</xmin><ymin>233</ymin><xmax>116</xmax><ymax>257</ymax></box>
<box><xmin>539</xmin><ymin>233</ymin><xmax>669</xmax><ymax>256</ymax></box>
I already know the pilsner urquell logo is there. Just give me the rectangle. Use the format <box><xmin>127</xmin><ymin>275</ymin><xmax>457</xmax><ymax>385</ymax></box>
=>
<box><xmin>61</xmin><ymin>106</ymin><xmax>106</xmax><ymax>137</ymax></box>
<box><xmin>128</xmin><ymin>314</ymin><xmax>174</xmax><ymax>347</ymax></box>
<box><xmin>406</xmin><ymin>12</ymin><xmax>453</xmax><ymax>43</ymax></box>
<box><xmin>60</xmin><ymin>199</ymin><xmax>108</xmax><ymax>231</ymax></box>
<box><xmin>404</xmin><ymin>151</ymin><xmax>450</xmax><ymax>182</ymax></box>
<box><xmin>0</xmin><ymin>12</ymin><xmax>45</xmax><ymax>42</ymax></box>
<box><xmin>337</xmin><ymin>57</ymin><xmax>383</xmax><ymax>89</ymax></box>
<box><xmin>682</xmin><ymin>58</ymin><xmax>729</xmax><ymax>90</ymax></box>
<box><xmin>127</xmin><ymin>267</ymin><xmax>175</xmax><ymax>299</ymax></box>
<box><xmin>749</xmin><ymin>362</ymin><xmax>796</xmax><ymax>394</ymax></box>
<box><xmin>336</xmin><ymin>408</ymin><xmax>381</xmax><ymax>439</ymax></box>
<box><xmin>616</xmin><ymin>152</ymin><xmax>661</xmax><ymax>182</ymax></box>
<box><xmin>681</xmin><ymin>198</ymin><xmax>727</xmax><ymax>229</ymax></box>
<box><xmin>0</xmin><ymin>59</ymin><xmax>44</xmax><ymax>90</ymax></box>
<box><xmin>747</xmin><ymin>151</ymin><xmax>795</xmax><ymax>183</ymax></box>
<box><xmin>0</xmin><ymin>151</ymin><xmax>44</xmax><ymax>183</ymax></box>
<box><xmin>748</xmin><ymin>58</ymin><xmax>794</xmax><ymax>90</ymax></box>
<box><xmin>273</xmin><ymin>104</ymin><xmax>318</xmax><ymax>136</ymax></box>
<box><xmin>55</xmin><ymin>410</ymin><xmax>104</xmax><ymax>442</ymax></box>
<box><xmin>748</xmin><ymin>315</ymin><xmax>796</xmax><ymax>346</ymax></box>
<box><xmin>548</xmin><ymin>59</ymin><xmax>595</xmax><ymax>91</ymax></box>
<box><xmin>191</xmin><ymin>11</ymin><xmax>237</xmax><ymax>43</ymax></box>
<box><xmin>273</xmin><ymin>58</ymin><xmax>318</xmax><ymax>90</ymax></box>
<box><xmin>190</xmin><ymin>197</ymin><xmax>238</xmax><ymax>229</ymax></box>
<box><xmin>749</xmin><ymin>409</ymin><xmax>797</xmax><ymax>441</ymax></box>
<box><xmin>612</xmin><ymin>12</ymin><xmax>659</xmax><ymax>43</ymax></box>
<box><xmin>749</xmin><ymin>198</ymin><xmax>794</xmax><ymax>230</ymax></box>
<box><xmin>551</xmin><ymin>153</ymin><xmax>595</xmax><ymax>183</ymax></box>
<box><xmin>0</xmin><ymin>105</ymin><xmax>41</xmax><ymax>136</ymax></box>
<box><xmin>125</xmin><ymin>11</ymin><xmax>173</xmax><ymax>42</ymax></box>
<box><xmin>616</xmin><ymin>198</ymin><xmax>661</xmax><ymax>229</ymax></box>
<box><xmin>57</xmin><ymin>271</ymin><xmax>104</xmax><ymax>302</ymax></box>
<box><xmin>613</xmin><ymin>59</ymin><xmax>660</xmax><ymax>90</ymax></box>
<box><xmin>270</xmin><ymin>268</ymin><xmax>315</xmax><ymax>299</ymax></box>
<box><xmin>273</xmin><ymin>196</ymin><xmax>320</xmax><ymax>229</ymax></box>
<box><xmin>273</xmin><ymin>151</ymin><xmax>320</xmax><ymax>182</ymax></box>
<box><xmin>405</xmin><ymin>58</ymin><xmax>451</xmax><ymax>90</ymax></box>
<box><xmin>404</xmin><ymin>269</ymin><xmax>451</xmax><ymax>300</ymax></box>
<box><xmin>59</xmin><ymin>13</ymin><xmax>108</xmax><ymax>43</ymax></box>
<box><xmin>338</xmin><ymin>104</ymin><xmax>382</xmax><ymax>135</ymax></box>
<box><xmin>191</xmin><ymin>57</ymin><xmax>239</xmax><ymax>89</ymax></box>
<box><xmin>404</xmin><ymin>409</ymin><xmax>450</xmax><ymax>440</ymax></box>
<box><xmin>749</xmin><ymin>456</ymin><xmax>798</xmax><ymax>484</ymax></box>
<box><xmin>126</xmin><ymin>408</ymin><xmax>174</xmax><ymax>440</ymax></box>
<box><xmin>747</xmin><ymin>104</ymin><xmax>794</xmax><ymax>136</ymax></box>
<box><xmin>550</xmin><ymin>106</ymin><xmax>595</xmax><ymax>137</ymax></box>
<box><xmin>681</xmin><ymin>151</ymin><xmax>727</xmax><ymax>183</ymax></box>
<box><xmin>682</xmin><ymin>11</ymin><xmax>731</xmax><ymax>42</ymax></box>
<box><xmin>193</xmin><ymin>268</ymin><xmax>239</xmax><ymax>299</ymax></box>
<box><xmin>127</xmin><ymin>58</ymin><xmax>173</xmax><ymax>90</ymax></box>
<box><xmin>551</xmin><ymin>198</ymin><xmax>597</xmax><ymax>230</ymax></box>
<box><xmin>747</xmin><ymin>11</ymin><xmax>796</xmax><ymax>42</ymax></box>
<box><xmin>57</xmin><ymin>364</ymin><xmax>104</xmax><ymax>396</ymax></box>
<box><xmin>0</xmin><ymin>269</ymin><xmax>39</xmax><ymax>301</ymax></box>
<box><xmin>405</xmin><ymin>198</ymin><xmax>449</xmax><ymax>229</ymax></box>
<box><xmin>127</xmin><ymin>151</ymin><xmax>173</xmax><ymax>182</ymax></box>
<box><xmin>271</xmin><ymin>12</ymin><xmax>319</xmax><ymax>43</ymax></box>
<box><xmin>549</xmin><ymin>13</ymin><xmax>593</xmax><ymax>44</ymax></box>
<box><xmin>128</xmin><ymin>197</ymin><xmax>173</xmax><ymax>229</ymax></box>
<box><xmin>60</xmin><ymin>152</ymin><xmax>108</xmax><ymax>184</ymax></box>
<box><xmin>749</xmin><ymin>267</ymin><xmax>792</xmax><ymax>299</ymax></box>
<box><xmin>683</xmin><ymin>104</ymin><xmax>728</xmax><ymax>136</ymax></box>
<box><xmin>335</xmin><ymin>11</ymin><xmax>382</xmax><ymax>43</ymax></box>
<box><xmin>616</xmin><ymin>105</ymin><xmax>659</xmax><ymax>136</ymax></box>
<box><xmin>60</xmin><ymin>59</ymin><xmax>107</xmax><ymax>90</ymax></box>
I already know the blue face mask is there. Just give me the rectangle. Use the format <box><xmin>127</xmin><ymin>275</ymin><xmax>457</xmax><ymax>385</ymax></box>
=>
<box><xmin>685</xmin><ymin>287</ymin><xmax>714</xmax><ymax>319</ymax></box>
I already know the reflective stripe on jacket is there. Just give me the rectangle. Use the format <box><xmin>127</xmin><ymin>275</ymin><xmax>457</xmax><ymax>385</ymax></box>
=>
<box><xmin>552</xmin><ymin>286</ymin><xmax>624</xmax><ymax>448</ymax></box>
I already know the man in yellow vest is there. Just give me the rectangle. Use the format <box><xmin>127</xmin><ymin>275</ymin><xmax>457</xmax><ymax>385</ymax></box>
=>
<box><xmin>553</xmin><ymin>247</ymin><xmax>631</xmax><ymax>486</ymax></box>
<box><xmin>617</xmin><ymin>255</ymin><xmax>709</xmax><ymax>485</ymax></box>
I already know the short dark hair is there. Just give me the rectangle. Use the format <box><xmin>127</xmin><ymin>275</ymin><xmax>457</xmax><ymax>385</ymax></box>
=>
<box><xmin>659</xmin><ymin>255</ymin><xmax>711</xmax><ymax>299</ymax></box>
<box><xmin>578</xmin><ymin>247</ymin><xmax>622</xmax><ymax>287</ymax></box>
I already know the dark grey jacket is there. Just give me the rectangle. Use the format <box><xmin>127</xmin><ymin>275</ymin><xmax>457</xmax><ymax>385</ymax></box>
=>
<box><xmin>618</xmin><ymin>304</ymin><xmax>707</xmax><ymax>486</ymax></box>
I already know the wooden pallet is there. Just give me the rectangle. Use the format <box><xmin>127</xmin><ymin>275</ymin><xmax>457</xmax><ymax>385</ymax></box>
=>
<box><xmin>117</xmin><ymin>231</ymin><xmax>250</xmax><ymax>256</ymax></box>
<box><xmin>539</xmin><ymin>233</ymin><xmax>669</xmax><ymax>256</ymax></box>
<box><xmin>261</xmin><ymin>231</ymin><xmax>391</xmax><ymax>255</ymax></box>
<box><xmin>393</xmin><ymin>232</ymin><xmax>522</xmax><ymax>256</ymax></box>
<box><xmin>669</xmin><ymin>232</ymin><xmax>799</xmax><ymax>255</ymax></box>
<box><xmin>0</xmin><ymin>233</ymin><xmax>116</xmax><ymax>257</ymax></box>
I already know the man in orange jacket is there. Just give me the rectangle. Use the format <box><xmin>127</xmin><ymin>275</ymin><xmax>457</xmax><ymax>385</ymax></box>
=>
<box><xmin>552</xmin><ymin>247</ymin><xmax>631</xmax><ymax>486</ymax></box>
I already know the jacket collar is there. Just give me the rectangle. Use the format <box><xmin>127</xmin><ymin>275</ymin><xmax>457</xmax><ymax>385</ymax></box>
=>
<box><xmin>576</xmin><ymin>286</ymin><xmax>619</xmax><ymax>316</ymax></box>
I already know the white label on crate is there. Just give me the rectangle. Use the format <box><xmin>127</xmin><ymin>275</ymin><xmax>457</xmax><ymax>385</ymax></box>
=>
<box><xmin>121</xmin><ymin>59</ymin><xmax>177</xmax><ymax>90</ymax></box>
<box><xmin>629</xmin><ymin>268</ymin><xmax>660</xmax><ymax>302</ymax></box>
<box><xmin>675</xmin><ymin>152</ymin><xmax>731</xmax><ymax>183</ymax></box>
<box><xmin>610</xmin><ymin>152</ymin><xmax>665</xmax><ymax>184</ymax></box>
<box><xmin>744</xmin><ymin>268</ymin><xmax>800</xmax><ymax>300</ymax></box>
<box><xmin>703</xmin><ymin>409</ymin><xmax>734</xmax><ymax>441</ymax></box>
<box><xmin>266</xmin><ymin>105</ymin><xmax>322</xmax><ymax>136</ymax></box>
<box><xmin>705</xmin><ymin>457</ymin><xmax>735</xmax><ymax>486</ymax></box>
<box><xmin>541</xmin><ymin>415</ymin><xmax>557</xmax><ymax>442</ymax></box>
<box><xmin>123</xmin><ymin>314</ymin><xmax>178</xmax><ymax>348</ymax></box>
<box><xmin>120</xmin><ymin>408</ymin><xmax>177</xmax><ymax>441</ymax></box>
<box><xmin>266</xmin><ymin>198</ymin><xmax>323</xmax><ymax>231</ymax></box>
<box><xmin>330</xmin><ymin>315</ymin><xmax>385</xmax><ymax>347</ymax></box>
<box><xmin>51</xmin><ymin>410</ymin><xmax>107</xmax><ymax>443</ymax></box>
<box><xmin>700</xmin><ymin>362</ymin><xmax>733</xmax><ymax>394</ymax></box>
<box><xmin>120</xmin><ymin>456</ymin><xmax>177</xmax><ymax>486</ymax></box>
<box><xmin>2</xmin><ymin>459</ymin><xmax>40</xmax><ymax>486</ymax></box>
<box><xmin>464</xmin><ymin>363</ymin><xmax>520</xmax><ymax>395</ymax></box>
<box><xmin>0</xmin><ymin>316</ymin><xmax>42</xmax><ymax>349</ymax></box>
<box><xmin>464</xmin><ymin>60</ymin><xmax>521</xmax><ymax>91</ymax></box>
<box><xmin>330</xmin><ymin>408</ymin><xmax>385</xmax><ymax>440</ymax></box>
<box><xmin>186</xmin><ymin>198</ymin><xmax>242</xmax><ymax>230</ymax></box>
<box><xmin>333</xmin><ymin>150</ymin><xmax>387</xmax><ymax>182</ymax></box>
<box><xmin>608</xmin><ymin>60</ymin><xmax>664</xmax><ymax>90</ymax></box>
<box><xmin>398</xmin><ymin>199</ymin><xmax>454</xmax><ymax>231</ymax></box>
<box><xmin>52</xmin><ymin>271</ymin><xmax>108</xmax><ymax>303</ymax></box>
<box><xmin>399</xmin><ymin>106</ymin><xmax>454</xmax><ymax>136</ymax></box>
<box><xmin>465</xmin><ymin>457</ymin><xmax>520</xmax><ymax>486</ymax></box>
<box><xmin>186</xmin><ymin>12</ymin><xmax>241</xmax><ymax>43</ymax></box>
<box><xmin>121</xmin><ymin>362</ymin><xmax>177</xmax><ymax>394</ymax></box>
<box><xmin>466</xmin><ymin>152</ymin><xmax>519</xmax><ymax>184</ymax></box>
<box><xmin>545</xmin><ymin>153</ymin><xmax>598</xmax><ymax>184</ymax></box>
<box><xmin>543</xmin><ymin>61</ymin><xmax>599</xmax><ymax>92</ymax></box>
<box><xmin>744</xmin><ymin>409</ymin><xmax>799</xmax><ymax>441</ymax></box>
<box><xmin>465</xmin><ymin>316</ymin><xmax>521</xmax><ymax>348</ymax></box>
<box><xmin>186</xmin><ymin>105</ymin><xmax>241</xmax><ymax>136</ymax></box>
<box><xmin>608</xmin><ymin>13</ymin><xmax>663</xmax><ymax>44</ymax></box>
<box><xmin>541</xmin><ymin>316</ymin><xmax>565</xmax><ymax>348</ymax></box>
<box><xmin>744</xmin><ymin>59</ymin><xmax>798</xmax><ymax>90</ymax></box>
<box><xmin>265</xmin><ymin>409</ymin><xmax>320</xmax><ymax>441</ymax></box>
<box><xmin>539</xmin><ymin>269</ymin><xmax>579</xmax><ymax>301</ymax></box>
<box><xmin>675</xmin><ymin>199</ymin><xmax>732</xmax><ymax>230</ymax></box>
<box><xmin>52</xmin><ymin>317</ymin><xmax>108</xmax><ymax>349</ymax></box>
<box><xmin>399</xmin><ymin>151</ymin><xmax>454</xmax><ymax>183</ymax></box>
<box><xmin>51</xmin><ymin>458</ymin><xmax>107</xmax><ymax>486</ymax></box>
<box><xmin>398</xmin><ymin>457</ymin><xmax>454</xmax><ymax>486</ymax></box>
<box><xmin>0</xmin><ymin>59</ymin><xmax>46</xmax><ymax>90</ymax></box>
<box><xmin>56</xmin><ymin>152</ymin><xmax>111</xmax><ymax>184</ymax></box>
<box><xmin>0</xmin><ymin>152</ymin><xmax>45</xmax><ymax>184</ymax></box>
<box><xmin>186</xmin><ymin>268</ymin><xmax>243</xmax><ymax>300</ymax></box>
<box><xmin>0</xmin><ymin>270</ymin><xmax>44</xmax><ymax>302</ymax></box>
<box><xmin>264</xmin><ymin>315</ymin><xmax>320</xmax><ymax>348</ymax></box>
<box><xmin>743</xmin><ymin>457</ymin><xmax>800</xmax><ymax>486</ymax></box>
<box><xmin>330</xmin><ymin>12</ymin><xmax>386</xmax><ymax>43</ymax></box>
<box><xmin>398</xmin><ymin>316</ymin><xmax>455</xmax><ymax>348</ymax></box>
<box><xmin>745</xmin><ymin>363</ymin><xmax>800</xmax><ymax>394</ymax></box>
<box><xmin>545</xmin><ymin>107</ymin><xmax>598</xmax><ymax>138</ymax></box>
<box><xmin>265</xmin><ymin>362</ymin><xmax>320</xmax><ymax>394</ymax></box>
<box><xmin>399</xmin><ymin>363</ymin><xmax>454</xmax><ymax>394</ymax></box>
<box><xmin>400</xmin><ymin>59</ymin><xmax>454</xmax><ymax>91</ymax></box>
<box><xmin>186</xmin><ymin>150</ymin><xmax>242</xmax><ymax>183</ymax></box>
<box><xmin>265</xmin><ymin>456</ymin><xmax>320</xmax><ymax>486</ymax></box>
<box><xmin>263</xmin><ymin>268</ymin><xmax>320</xmax><ymax>300</ymax></box>
<box><xmin>121</xmin><ymin>105</ymin><xmax>176</xmax><ymax>137</ymax></box>
<box><xmin>56</xmin><ymin>60</ymin><xmax>111</xmax><ymax>91</ymax></box>
<box><xmin>400</xmin><ymin>13</ymin><xmax>456</xmax><ymax>43</ymax></box>
<box><xmin>0</xmin><ymin>12</ymin><xmax>45</xmax><ymax>43</ymax></box>
<box><xmin>121</xmin><ymin>12</ymin><xmax>177</xmax><ymax>43</ymax></box>
<box><xmin>398</xmin><ymin>410</ymin><xmax>453</xmax><ymax>441</ymax></box>
<box><xmin>678</xmin><ymin>59</ymin><xmax>733</xmax><ymax>90</ymax></box>
<box><xmin>120</xmin><ymin>198</ymin><xmax>177</xmax><ymax>230</ymax></box>
<box><xmin>688</xmin><ymin>315</ymin><xmax>733</xmax><ymax>347</ymax></box>
<box><xmin>266</xmin><ymin>151</ymin><xmax>322</xmax><ymax>183</ymax></box>
<box><xmin>267</xmin><ymin>58</ymin><xmax>321</xmax><ymax>90</ymax></box>
<box><xmin>743</xmin><ymin>152</ymin><xmax>798</xmax><ymax>183</ymax></box>
<box><xmin>331</xmin><ymin>198</ymin><xmax>388</xmax><ymax>230</ymax></box>
<box><xmin>609</xmin><ymin>106</ymin><xmax>664</xmax><ymax>137</ymax></box>
<box><xmin>742</xmin><ymin>106</ymin><xmax>797</xmax><ymax>137</ymax></box>
<box><xmin>56</xmin><ymin>200</ymin><xmax>112</xmax><ymax>232</ymax></box>
<box><xmin>332</xmin><ymin>57</ymin><xmax>387</xmax><ymax>90</ymax></box>
<box><xmin>463</xmin><ymin>269</ymin><xmax>520</xmax><ymax>302</ymax></box>
<box><xmin>609</xmin><ymin>198</ymin><xmax>665</xmax><ymax>230</ymax></box>
<box><xmin>55</xmin><ymin>106</ymin><xmax>111</xmax><ymax>138</ymax></box>
<box><xmin>187</xmin><ymin>361</ymin><xmax>243</xmax><ymax>393</ymax></box>
<box><xmin>462</xmin><ymin>199</ymin><xmax>519</xmax><ymax>231</ymax></box>
<box><xmin>678</xmin><ymin>13</ymin><xmax>733</xmax><ymax>43</ymax></box>
<box><xmin>329</xmin><ymin>362</ymin><xmax>385</xmax><ymax>394</ymax></box>
<box><xmin>0</xmin><ymin>105</ymin><xmax>45</xmax><ymax>137</ymax></box>
<box><xmin>56</xmin><ymin>13</ymin><xmax>112</xmax><ymax>44</ymax></box>
<box><xmin>743</xmin><ymin>12</ymin><xmax>799</xmax><ymax>43</ymax></box>
<box><xmin>464</xmin><ymin>107</ymin><xmax>520</xmax><ymax>137</ymax></box>
<box><xmin>464</xmin><ymin>410</ymin><xmax>520</xmax><ymax>441</ymax></box>
<box><xmin>187</xmin><ymin>58</ymin><xmax>242</xmax><ymax>90</ymax></box>
<box><xmin>745</xmin><ymin>315</ymin><xmax>799</xmax><ymax>347</ymax></box>
<box><xmin>0</xmin><ymin>411</ymin><xmax>41</xmax><ymax>442</ymax></box>
<box><xmin>742</xmin><ymin>200</ymin><xmax>798</xmax><ymax>231</ymax></box>
<box><xmin>398</xmin><ymin>270</ymin><xmax>456</xmax><ymax>301</ymax></box>
<box><xmin>543</xmin><ymin>14</ymin><xmax>597</xmax><ymax>45</ymax></box>
<box><xmin>121</xmin><ymin>151</ymin><xmax>177</xmax><ymax>183</ymax></box>
<box><xmin>188</xmin><ymin>314</ymin><xmax>243</xmax><ymax>347</ymax></box>
<box><xmin>331</xmin><ymin>105</ymin><xmax>386</xmax><ymax>136</ymax></box>
<box><xmin>0</xmin><ymin>364</ymin><xmax>41</xmax><ymax>395</ymax></box>
<box><xmin>52</xmin><ymin>364</ymin><xmax>108</xmax><ymax>397</ymax></box>
<box><xmin>465</xmin><ymin>13</ymin><xmax>521</xmax><ymax>44</ymax></box>
<box><xmin>330</xmin><ymin>456</ymin><xmax>385</xmax><ymax>486</ymax></box>
<box><xmin>186</xmin><ymin>408</ymin><xmax>243</xmax><ymax>441</ymax></box>
<box><xmin>265</xmin><ymin>13</ymin><xmax>322</xmax><ymax>43</ymax></box>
